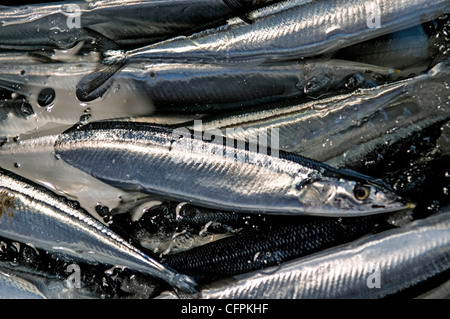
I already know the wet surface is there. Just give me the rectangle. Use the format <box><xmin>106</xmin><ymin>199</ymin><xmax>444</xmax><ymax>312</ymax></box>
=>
<box><xmin>0</xmin><ymin>1</ymin><xmax>449</xmax><ymax>299</ymax></box>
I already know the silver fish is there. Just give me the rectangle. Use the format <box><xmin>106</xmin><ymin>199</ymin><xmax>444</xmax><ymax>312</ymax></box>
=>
<box><xmin>75</xmin><ymin>58</ymin><xmax>397</xmax><ymax>106</ymax></box>
<box><xmin>80</xmin><ymin>0</ymin><xmax>448</xmax><ymax>101</ymax></box>
<box><xmin>189</xmin><ymin>59</ymin><xmax>450</xmax><ymax>165</ymax></box>
<box><xmin>0</xmin><ymin>0</ymin><xmax>278</xmax><ymax>51</ymax></box>
<box><xmin>0</xmin><ymin>168</ymin><xmax>197</xmax><ymax>293</ymax></box>
<box><xmin>105</xmin><ymin>0</ymin><xmax>450</xmax><ymax>63</ymax></box>
<box><xmin>187</xmin><ymin>208</ymin><xmax>450</xmax><ymax>299</ymax></box>
<box><xmin>47</xmin><ymin>121</ymin><xmax>412</xmax><ymax>217</ymax></box>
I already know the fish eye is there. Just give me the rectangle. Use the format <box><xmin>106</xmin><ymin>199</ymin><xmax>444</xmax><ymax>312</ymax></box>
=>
<box><xmin>353</xmin><ymin>185</ymin><xmax>371</xmax><ymax>201</ymax></box>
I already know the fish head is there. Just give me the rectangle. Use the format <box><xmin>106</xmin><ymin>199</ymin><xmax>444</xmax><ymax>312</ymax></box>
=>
<box><xmin>297</xmin><ymin>177</ymin><xmax>414</xmax><ymax>216</ymax></box>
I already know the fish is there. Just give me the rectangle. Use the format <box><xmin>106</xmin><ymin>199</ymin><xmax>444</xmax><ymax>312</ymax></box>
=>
<box><xmin>0</xmin><ymin>120</ymin><xmax>411</xmax><ymax>218</ymax></box>
<box><xmin>0</xmin><ymin>0</ymin><xmax>279</xmax><ymax>52</ymax></box>
<box><xmin>0</xmin><ymin>267</ymin><xmax>46</xmax><ymax>299</ymax></box>
<box><xmin>175</xmin><ymin>208</ymin><xmax>450</xmax><ymax>299</ymax></box>
<box><xmin>186</xmin><ymin>59</ymin><xmax>450</xmax><ymax>164</ymax></box>
<box><xmin>78</xmin><ymin>0</ymin><xmax>450</xmax><ymax>106</ymax></box>
<box><xmin>0</xmin><ymin>60</ymin><xmax>154</xmax><ymax>138</ymax></box>
<box><xmin>104</xmin><ymin>0</ymin><xmax>450</xmax><ymax>63</ymax></box>
<box><xmin>47</xmin><ymin>121</ymin><xmax>412</xmax><ymax>217</ymax></box>
<box><xmin>76</xmin><ymin>58</ymin><xmax>397</xmax><ymax>106</ymax></box>
<box><xmin>0</xmin><ymin>167</ymin><xmax>198</xmax><ymax>293</ymax></box>
<box><xmin>162</xmin><ymin>214</ymin><xmax>394</xmax><ymax>283</ymax></box>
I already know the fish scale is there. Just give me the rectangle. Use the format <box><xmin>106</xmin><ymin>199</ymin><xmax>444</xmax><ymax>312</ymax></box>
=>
<box><xmin>162</xmin><ymin>215</ymin><xmax>389</xmax><ymax>283</ymax></box>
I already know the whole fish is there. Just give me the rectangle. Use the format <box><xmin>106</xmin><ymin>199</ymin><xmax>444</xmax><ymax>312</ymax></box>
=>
<box><xmin>0</xmin><ymin>60</ymin><xmax>154</xmax><ymax>138</ymax></box>
<box><xmin>0</xmin><ymin>0</ymin><xmax>278</xmax><ymax>52</ymax></box>
<box><xmin>104</xmin><ymin>0</ymin><xmax>450</xmax><ymax>62</ymax></box>
<box><xmin>79</xmin><ymin>0</ymin><xmax>450</xmax><ymax>104</ymax></box>
<box><xmin>0</xmin><ymin>167</ymin><xmax>197</xmax><ymax>293</ymax></box>
<box><xmin>48</xmin><ymin>121</ymin><xmax>412</xmax><ymax>217</ymax></box>
<box><xmin>180</xmin><ymin>209</ymin><xmax>450</xmax><ymax>299</ymax></box>
<box><xmin>188</xmin><ymin>59</ymin><xmax>450</xmax><ymax>164</ymax></box>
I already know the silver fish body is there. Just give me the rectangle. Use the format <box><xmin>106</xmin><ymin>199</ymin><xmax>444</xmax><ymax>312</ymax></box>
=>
<box><xmin>0</xmin><ymin>0</ymin><xmax>277</xmax><ymax>51</ymax></box>
<box><xmin>191</xmin><ymin>59</ymin><xmax>450</xmax><ymax>164</ymax></box>
<box><xmin>117</xmin><ymin>0</ymin><xmax>450</xmax><ymax>63</ymax></box>
<box><xmin>0</xmin><ymin>168</ymin><xmax>197</xmax><ymax>293</ymax></box>
<box><xmin>76</xmin><ymin>58</ymin><xmax>397</xmax><ymax>109</ymax></box>
<box><xmin>50</xmin><ymin>121</ymin><xmax>411</xmax><ymax>217</ymax></box>
<box><xmin>0</xmin><ymin>268</ymin><xmax>46</xmax><ymax>299</ymax></box>
<box><xmin>193</xmin><ymin>209</ymin><xmax>450</xmax><ymax>299</ymax></box>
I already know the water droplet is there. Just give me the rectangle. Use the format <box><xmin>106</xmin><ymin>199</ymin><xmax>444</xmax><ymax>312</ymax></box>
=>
<box><xmin>37</xmin><ymin>88</ymin><xmax>56</xmax><ymax>107</ymax></box>
<box><xmin>20</xmin><ymin>102</ymin><xmax>34</xmax><ymax>117</ymax></box>
<box><xmin>79</xmin><ymin>113</ymin><xmax>91</xmax><ymax>125</ymax></box>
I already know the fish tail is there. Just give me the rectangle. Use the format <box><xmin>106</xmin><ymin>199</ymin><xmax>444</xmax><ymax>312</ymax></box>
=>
<box><xmin>75</xmin><ymin>61</ymin><xmax>126</xmax><ymax>102</ymax></box>
<box><xmin>171</xmin><ymin>273</ymin><xmax>199</xmax><ymax>294</ymax></box>
<box><xmin>75</xmin><ymin>27</ymin><xmax>127</xmax><ymax>102</ymax></box>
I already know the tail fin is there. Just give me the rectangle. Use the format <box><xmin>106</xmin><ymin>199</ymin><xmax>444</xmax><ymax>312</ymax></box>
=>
<box><xmin>75</xmin><ymin>27</ymin><xmax>127</xmax><ymax>102</ymax></box>
<box><xmin>76</xmin><ymin>61</ymin><xmax>125</xmax><ymax>102</ymax></box>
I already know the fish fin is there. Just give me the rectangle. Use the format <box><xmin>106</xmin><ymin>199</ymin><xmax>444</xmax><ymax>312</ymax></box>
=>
<box><xmin>75</xmin><ymin>27</ymin><xmax>127</xmax><ymax>101</ymax></box>
<box><xmin>75</xmin><ymin>61</ymin><xmax>125</xmax><ymax>102</ymax></box>
<box><xmin>222</xmin><ymin>0</ymin><xmax>254</xmax><ymax>24</ymax></box>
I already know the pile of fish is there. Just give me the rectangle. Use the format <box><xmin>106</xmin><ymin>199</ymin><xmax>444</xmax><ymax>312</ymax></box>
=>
<box><xmin>0</xmin><ymin>0</ymin><xmax>449</xmax><ymax>299</ymax></box>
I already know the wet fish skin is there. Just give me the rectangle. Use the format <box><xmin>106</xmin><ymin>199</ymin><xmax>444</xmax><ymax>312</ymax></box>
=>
<box><xmin>333</xmin><ymin>23</ymin><xmax>442</xmax><ymax>70</ymax></box>
<box><xmin>53</xmin><ymin>121</ymin><xmax>410</xmax><ymax>217</ymax></box>
<box><xmin>162</xmin><ymin>214</ymin><xmax>392</xmax><ymax>283</ymax></box>
<box><xmin>191</xmin><ymin>59</ymin><xmax>450</xmax><ymax>164</ymax></box>
<box><xmin>76</xmin><ymin>58</ymin><xmax>397</xmax><ymax>107</ymax></box>
<box><xmin>0</xmin><ymin>0</ymin><xmax>278</xmax><ymax>51</ymax></box>
<box><xmin>0</xmin><ymin>167</ymin><xmax>197</xmax><ymax>293</ymax></box>
<box><xmin>115</xmin><ymin>0</ymin><xmax>450</xmax><ymax>63</ymax></box>
<box><xmin>189</xmin><ymin>209</ymin><xmax>450</xmax><ymax>299</ymax></box>
<box><xmin>0</xmin><ymin>268</ymin><xmax>46</xmax><ymax>299</ymax></box>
